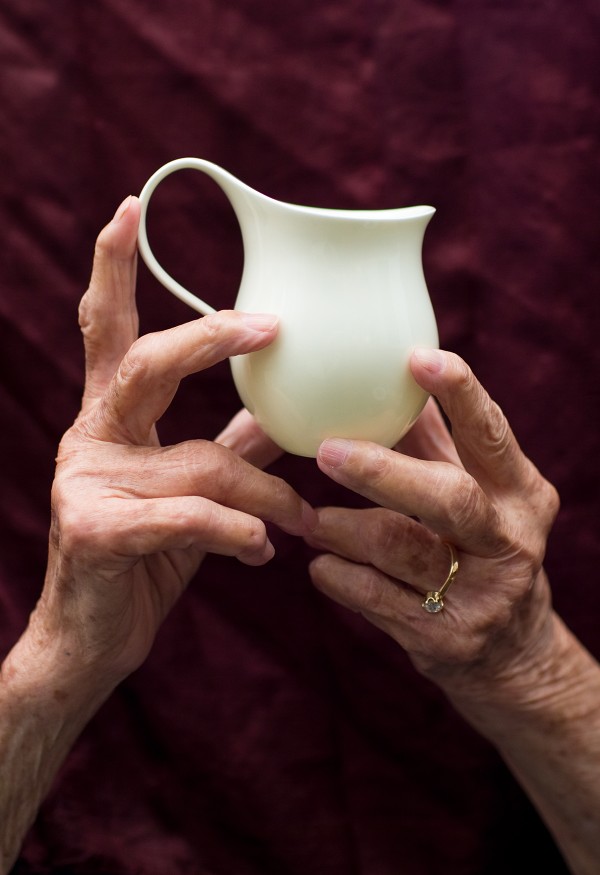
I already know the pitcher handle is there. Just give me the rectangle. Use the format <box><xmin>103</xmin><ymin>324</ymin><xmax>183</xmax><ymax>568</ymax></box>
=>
<box><xmin>137</xmin><ymin>158</ymin><xmax>220</xmax><ymax>316</ymax></box>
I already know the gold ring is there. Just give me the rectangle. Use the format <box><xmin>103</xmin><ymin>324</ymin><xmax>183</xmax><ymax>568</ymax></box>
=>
<box><xmin>422</xmin><ymin>543</ymin><xmax>459</xmax><ymax>614</ymax></box>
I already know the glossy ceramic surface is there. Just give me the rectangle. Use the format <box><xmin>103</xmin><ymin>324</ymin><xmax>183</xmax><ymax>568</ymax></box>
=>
<box><xmin>138</xmin><ymin>158</ymin><xmax>439</xmax><ymax>457</ymax></box>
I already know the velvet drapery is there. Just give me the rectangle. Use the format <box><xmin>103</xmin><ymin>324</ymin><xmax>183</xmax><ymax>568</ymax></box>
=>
<box><xmin>1</xmin><ymin>2</ymin><xmax>599</xmax><ymax>872</ymax></box>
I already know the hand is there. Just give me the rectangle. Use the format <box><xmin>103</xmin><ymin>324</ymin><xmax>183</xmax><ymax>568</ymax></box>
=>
<box><xmin>305</xmin><ymin>348</ymin><xmax>560</xmax><ymax>707</ymax></box>
<box><xmin>27</xmin><ymin>196</ymin><xmax>314</xmax><ymax>687</ymax></box>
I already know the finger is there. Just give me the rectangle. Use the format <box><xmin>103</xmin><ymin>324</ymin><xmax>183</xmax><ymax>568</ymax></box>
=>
<box><xmin>79</xmin><ymin>197</ymin><xmax>141</xmax><ymax>411</ymax></box>
<box><xmin>215</xmin><ymin>408</ymin><xmax>284</xmax><ymax>469</ymax></box>
<box><xmin>80</xmin><ymin>495</ymin><xmax>276</xmax><ymax>567</ymax></box>
<box><xmin>309</xmin><ymin>554</ymin><xmax>424</xmax><ymax>630</ymax></box>
<box><xmin>91</xmin><ymin>311</ymin><xmax>279</xmax><ymax>444</ymax></box>
<box><xmin>68</xmin><ymin>439</ymin><xmax>317</xmax><ymax>537</ymax></box>
<box><xmin>395</xmin><ymin>397</ymin><xmax>462</xmax><ymax>466</ymax></box>
<box><xmin>308</xmin><ymin>554</ymin><xmax>482</xmax><ymax>660</ymax></box>
<box><xmin>410</xmin><ymin>349</ymin><xmax>538</xmax><ymax>495</ymax></box>
<box><xmin>305</xmin><ymin>506</ymin><xmax>450</xmax><ymax>589</ymax></box>
<box><xmin>316</xmin><ymin>438</ymin><xmax>505</xmax><ymax>556</ymax></box>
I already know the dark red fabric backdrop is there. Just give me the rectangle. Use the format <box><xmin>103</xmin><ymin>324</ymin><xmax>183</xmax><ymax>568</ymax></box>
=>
<box><xmin>1</xmin><ymin>1</ymin><xmax>599</xmax><ymax>873</ymax></box>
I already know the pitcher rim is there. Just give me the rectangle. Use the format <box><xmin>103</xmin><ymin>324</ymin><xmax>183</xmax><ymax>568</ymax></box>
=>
<box><xmin>265</xmin><ymin>202</ymin><xmax>436</xmax><ymax>221</ymax></box>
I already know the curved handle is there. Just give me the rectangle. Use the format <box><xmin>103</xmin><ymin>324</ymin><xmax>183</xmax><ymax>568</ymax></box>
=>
<box><xmin>137</xmin><ymin>158</ymin><xmax>222</xmax><ymax>316</ymax></box>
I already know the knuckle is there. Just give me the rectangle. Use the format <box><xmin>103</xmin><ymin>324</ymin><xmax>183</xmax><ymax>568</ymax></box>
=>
<box><xmin>115</xmin><ymin>335</ymin><xmax>165</xmax><ymax>394</ymax></box>
<box><xmin>245</xmin><ymin>517</ymin><xmax>268</xmax><ymax>549</ymax></box>
<box><xmin>198</xmin><ymin>493</ymin><xmax>267</xmax><ymax>559</ymax></box>
<box><xmin>447</xmin><ymin>356</ymin><xmax>508</xmax><ymax>441</ymax></box>
<box><xmin>237</xmin><ymin>517</ymin><xmax>268</xmax><ymax>557</ymax></box>
<box><xmin>443</xmin><ymin>475</ymin><xmax>508</xmax><ymax>553</ymax></box>
<box><xmin>52</xmin><ymin>488</ymin><xmax>99</xmax><ymax>557</ymax></box>
<box><xmin>119</xmin><ymin>336</ymin><xmax>152</xmax><ymax>380</ymax></box>
<box><xmin>94</xmin><ymin>225</ymin><xmax>113</xmax><ymax>258</ymax></box>
<box><xmin>504</xmin><ymin>535</ymin><xmax>542</xmax><ymax>577</ymax></box>
<box><xmin>451</xmin><ymin>354</ymin><xmax>476</xmax><ymax>392</ymax></box>
<box><xmin>78</xmin><ymin>289</ymin><xmax>105</xmax><ymax>346</ymax></box>
<box><xmin>438</xmin><ymin>469</ymin><xmax>480</xmax><ymax>528</ymax></box>
<box><xmin>78</xmin><ymin>292</ymin><xmax>93</xmax><ymax>333</ymax></box>
<box><xmin>193</xmin><ymin>441</ymin><xmax>238</xmax><ymax>491</ymax></box>
<box><xmin>199</xmin><ymin>312</ymin><xmax>227</xmax><ymax>343</ymax></box>
<box><xmin>522</xmin><ymin>543</ymin><xmax>544</xmax><ymax>578</ymax></box>
<box><xmin>444</xmin><ymin>353</ymin><xmax>479</xmax><ymax>403</ymax></box>
<box><xmin>543</xmin><ymin>480</ymin><xmax>561</xmax><ymax>522</ymax></box>
<box><xmin>361</xmin><ymin>444</ymin><xmax>393</xmax><ymax>488</ymax></box>
<box><xmin>478</xmin><ymin>399</ymin><xmax>513</xmax><ymax>458</ymax></box>
<box><xmin>531</xmin><ymin>475</ymin><xmax>561</xmax><ymax>526</ymax></box>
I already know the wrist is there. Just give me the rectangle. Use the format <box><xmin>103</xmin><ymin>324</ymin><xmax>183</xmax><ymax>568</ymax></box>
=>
<box><xmin>0</xmin><ymin>618</ymin><xmax>118</xmax><ymax>875</ymax></box>
<box><xmin>2</xmin><ymin>614</ymin><xmax>119</xmax><ymax>728</ymax></box>
<box><xmin>446</xmin><ymin>612</ymin><xmax>600</xmax><ymax>740</ymax></box>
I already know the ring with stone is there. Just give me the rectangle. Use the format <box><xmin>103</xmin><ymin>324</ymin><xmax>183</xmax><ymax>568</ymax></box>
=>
<box><xmin>422</xmin><ymin>543</ymin><xmax>459</xmax><ymax>614</ymax></box>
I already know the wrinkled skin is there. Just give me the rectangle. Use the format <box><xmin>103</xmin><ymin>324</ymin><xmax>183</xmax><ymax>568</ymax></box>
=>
<box><xmin>0</xmin><ymin>197</ymin><xmax>315</xmax><ymax>875</ymax></box>
<box><xmin>305</xmin><ymin>349</ymin><xmax>561</xmax><ymax>704</ymax></box>
<box><xmin>30</xmin><ymin>196</ymin><xmax>313</xmax><ymax>687</ymax></box>
<box><xmin>302</xmin><ymin>355</ymin><xmax>600</xmax><ymax>875</ymax></box>
<box><xmin>4</xmin><ymin>198</ymin><xmax>598</xmax><ymax>875</ymax></box>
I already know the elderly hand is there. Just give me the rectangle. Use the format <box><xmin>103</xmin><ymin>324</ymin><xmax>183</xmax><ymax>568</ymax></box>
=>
<box><xmin>27</xmin><ymin>196</ymin><xmax>314</xmax><ymax>687</ymax></box>
<box><xmin>306</xmin><ymin>348</ymin><xmax>560</xmax><ymax>706</ymax></box>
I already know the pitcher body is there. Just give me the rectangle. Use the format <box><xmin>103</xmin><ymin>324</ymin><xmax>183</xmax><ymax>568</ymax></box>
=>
<box><xmin>138</xmin><ymin>158</ymin><xmax>438</xmax><ymax>457</ymax></box>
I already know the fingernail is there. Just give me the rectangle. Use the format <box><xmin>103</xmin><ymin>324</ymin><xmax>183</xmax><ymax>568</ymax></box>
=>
<box><xmin>319</xmin><ymin>438</ymin><xmax>352</xmax><ymax>468</ymax></box>
<box><xmin>240</xmin><ymin>312</ymin><xmax>279</xmax><ymax>332</ymax></box>
<box><xmin>113</xmin><ymin>195</ymin><xmax>133</xmax><ymax>223</ymax></box>
<box><xmin>412</xmin><ymin>347</ymin><xmax>445</xmax><ymax>374</ymax></box>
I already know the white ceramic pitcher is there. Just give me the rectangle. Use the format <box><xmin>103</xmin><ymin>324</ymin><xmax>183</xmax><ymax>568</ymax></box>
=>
<box><xmin>138</xmin><ymin>158</ymin><xmax>439</xmax><ymax>457</ymax></box>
